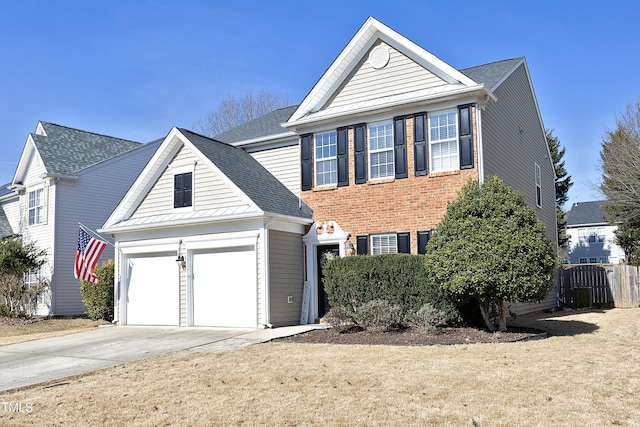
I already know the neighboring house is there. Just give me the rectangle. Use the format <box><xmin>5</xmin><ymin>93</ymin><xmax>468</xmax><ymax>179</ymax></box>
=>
<box><xmin>0</xmin><ymin>122</ymin><xmax>160</xmax><ymax>315</ymax></box>
<box><xmin>104</xmin><ymin>16</ymin><xmax>557</xmax><ymax>328</ymax></box>
<box><xmin>566</xmin><ymin>200</ymin><xmax>624</xmax><ymax>264</ymax></box>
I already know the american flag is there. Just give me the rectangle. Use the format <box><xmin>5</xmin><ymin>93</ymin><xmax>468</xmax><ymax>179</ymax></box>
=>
<box><xmin>74</xmin><ymin>227</ymin><xmax>107</xmax><ymax>283</ymax></box>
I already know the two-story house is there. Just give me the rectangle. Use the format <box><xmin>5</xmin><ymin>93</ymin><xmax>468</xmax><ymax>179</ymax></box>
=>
<box><xmin>0</xmin><ymin>122</ymin><xmax>160</xmax><ymax>315</ymax></box>
<box><xmin>102</xmin><ymin>17</ymin><xmax>557</xmax><ymax>328</ymax></box>
<box><xmin>566</xmin><ymin>200</ymin><xmax>624</xmax><ymax>264</ymax></box>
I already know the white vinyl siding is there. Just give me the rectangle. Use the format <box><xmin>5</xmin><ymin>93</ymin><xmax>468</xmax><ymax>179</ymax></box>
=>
<box><xmin>368</xmin><ymin>122</ymin><xmax>394</xmax><ymax>179</ymax></box>
<box><xmin>249</xmin><ymin>144</ymin><xmax>300</xmax><ymax>196</ymax></box>
<box><xmin>371</xmin><ymin>234</ymin><xmax>397</xmax><ymax>255</ymax></box>
<box><xmin>314</xmin><ymin>131</ymin><xmax>337</xmax><ymax>186</ymax></box>
<box><xmin>327</xmin><ymin>42</ymin><xmax>447</xmax><ymax>109</ymax></box>
<box><xmin>429</xmin><ymin>110</ymin><xmax>458</xmax><ymax>172</ymax></box>
<box><xmin>133</xmin><ymin>146</ymin><xmax>245</xmax><ymax>218</ymax></box>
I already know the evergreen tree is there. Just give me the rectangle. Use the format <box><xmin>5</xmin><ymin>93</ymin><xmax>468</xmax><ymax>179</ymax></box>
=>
<box><xmin>424</xmin><ymin>177</ymin><xmax>558</xmax><ymax>331</ymax></box>
<box><xmin>546</xmin><ymin>129</ymin><xmax>573</xmax><ymax>250</ymax></box>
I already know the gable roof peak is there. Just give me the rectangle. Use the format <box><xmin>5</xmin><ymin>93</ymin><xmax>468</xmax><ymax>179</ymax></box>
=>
<box><xmin>286</xmin><ymin>16</ymin><xmax>491</xmax><ymax>128</ymax></box>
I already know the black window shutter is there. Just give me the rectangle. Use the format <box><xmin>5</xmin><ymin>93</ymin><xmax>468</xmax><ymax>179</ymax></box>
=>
<box><xmin>413</xmin><ymin>113</ymin><xmax>428</xmax><ymax>176</ymax></box>
<box><xmin>183</xmin><ymin>172</ymin><xmax>192</xmax><ymax>207</ymax></box>
<box><xmin>174</xmin><ymin>172</ymin><xmax>192</xmax><ymax>208</ymax></box>
<box><xmin>174</xmin><ymin>174</ymin><xmax>183</xmax><ymax>208</ymax></box>
<box><xmin>354</xmin><ymin>124</ymin><xmax>367</xmax><ymax>184</ymax></box>
<box><xmin>417</xmin><ymin>230</ymin><xmax>432</xmax><ymax>255</ymax></box>
<box><xmin>393</xmin><ymin>116</ymin><xmax>408</xmax><ymax>179</ymax></box>
<box><xmin>337</xmin><ymin>127</ymin><xmax>349</xmax><ymax>187</ymax></box>
<box><xmin>397</xmin><ymin>232</ymin><xmax>410</xmax><ymax>254</ymax></box>
<box><xmin>458</xmin><ymin>104</ymin><xmax>474</xmax><ymax>169</ymax></box>
<box><xmin>301</xmin><ymin>133</ymin><xmax>313</xmax><ymax>191</ymax></box>
<box><xmin>356</xmin><ymin>235</ymin><xmax>368</xmax><ymax>255</ymax></box>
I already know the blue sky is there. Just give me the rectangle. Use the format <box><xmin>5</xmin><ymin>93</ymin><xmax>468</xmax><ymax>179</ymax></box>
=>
<box><xmin>1</xmin><ymin>0</ymin><xmax>638</xmax><ymax>209</ymax></box>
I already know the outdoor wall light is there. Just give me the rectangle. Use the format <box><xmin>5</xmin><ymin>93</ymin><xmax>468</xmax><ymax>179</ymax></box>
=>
<box><xmin>345</xmin><ymin>240</ymin><xmax>355</xmax><ymax>256</ymax></box>
<box><xmin>175</xmin><ymin>255</ymin><xmax>186</xmax><ymax>270</ymax></box>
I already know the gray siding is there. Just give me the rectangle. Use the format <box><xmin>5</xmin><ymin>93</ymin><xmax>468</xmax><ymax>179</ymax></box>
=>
<box><xmin>327</xmin><ymin>41</ymin><xmax>446</xmax><ymax>109</ymax></box>
<box><xmin>53</xmin><ymin>143</ymin><xmax>158</xmax><ymax>315</ymax></box>
<box><xmin>481</xmin><ymin>64</ymin><xmax>557</xmax><ymax>249</ymax></box>
<box><xmin>133</xmin><ymin>145</ymin><xmax>245</xmax><ymax>219</ymax></box>
<box><xmin>269</xmin><ymin>229</ymin><xmax>304</xmax><ymax>327</ymax></box>
<box><xmin>250</xmin><ymin>144</ymin><xmax>300</xmax><ymax>197</ymax></box>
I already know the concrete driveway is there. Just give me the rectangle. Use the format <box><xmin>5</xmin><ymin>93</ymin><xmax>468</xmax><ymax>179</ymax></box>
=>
<box><xmin>0</xmin><ymin>324</ymin><xmax>322</xmax><ymax>392</ymax></box>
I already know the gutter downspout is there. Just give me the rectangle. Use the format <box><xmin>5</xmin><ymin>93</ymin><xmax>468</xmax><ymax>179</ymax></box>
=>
<box><xmin>262</xmin><ymin>216</ymin><xmax>277</xmax><ymax>328</ymax></box>
<box><xmin>476</xmin><ymin>95</ymin><xmax>491</xmax><ymax>185</ymax></box>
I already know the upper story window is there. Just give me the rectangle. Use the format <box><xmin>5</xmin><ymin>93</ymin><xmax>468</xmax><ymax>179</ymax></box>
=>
<box><xmin>314</xmin><ymin>131</ymin><xmax>337</xmax><ymax>186</ymax></box>
<box><xmin>535</xmin><ymin>162</ymin><xmax>542</xmax><ymax>207</ymax></box>
<box><xmin>174</xmin><ymin>172</ymin><xmax>193</xmax><ymax>209</ymax></box>
<box><xmin>429</xmin><ymin>110</ymin><xmax>458</xmax><ymax>173</ymax></box>
<box><xmin>368</xmin><ymin>122</ymin><xmax>394</xmax><ymax>179</ymax></box>
<box><xmin>28</xmin><ymin>188</ymin><xmax>44</xmax><ymax>226</ymax></box>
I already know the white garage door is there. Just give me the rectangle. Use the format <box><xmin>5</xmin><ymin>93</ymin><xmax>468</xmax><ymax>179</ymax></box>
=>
<box><xmin>192</xmin><ymin>246</ymin><xmax>256</xmax><ymax>328</ymax></box>
<box><xmin>126</xmin><ymin>254</ymin><xmax>179</xmax><ymax>326</ymax></box>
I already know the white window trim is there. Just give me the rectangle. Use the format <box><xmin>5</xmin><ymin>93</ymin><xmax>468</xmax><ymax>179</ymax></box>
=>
<box><xmin>314</xmin><ymin>131</ymin><xmax>337</xmax><ymax>187</ymax></box>
<box><xmin>371</xmin><ymin>233</ymin><xmax>398</xmax><ymax>255</ymax></box>
<box><xmin>428</xmin><ymin>109</ymin><xmax>459</xmax><ymax>173</ymax></box>
<box><xmin>171</xmin><ymin>162</ymin><xmax>195</xmax><ymax>212</ymax></box>
<box><xmin>367</xmin><ymin>121</ymin><xmax>395</xmax><ymax>180</ymax></box>
<box><xmin>27</xmin><ymin>185</ymin><xmax>45</xmax><ymax>226</ymax></box>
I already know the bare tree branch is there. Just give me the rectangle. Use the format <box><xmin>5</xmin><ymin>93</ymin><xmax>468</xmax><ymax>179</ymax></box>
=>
<box><xmin>193</xmin><ymin>91</ymin><xmax>291</xmax><ymax>137</ymax></box>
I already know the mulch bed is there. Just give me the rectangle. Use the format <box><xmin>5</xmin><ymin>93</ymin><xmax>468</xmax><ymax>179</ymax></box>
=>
<box><xmin>278</xmin><ymin>325</ymin><xmax>545</xmax><ymax>346</ymax></box>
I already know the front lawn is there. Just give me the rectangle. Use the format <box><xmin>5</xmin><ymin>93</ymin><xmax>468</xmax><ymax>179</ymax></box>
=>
<box><xmin>0</xmin><ymin>309</ymin><xmax>638</xmax><ymax>426</ymax></box>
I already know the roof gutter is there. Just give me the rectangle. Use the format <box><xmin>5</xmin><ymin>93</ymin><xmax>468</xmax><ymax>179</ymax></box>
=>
<box><xmin>283</xmin><ymin>85</ymin><xmax>496</xmax><ymax>131</ymax></box>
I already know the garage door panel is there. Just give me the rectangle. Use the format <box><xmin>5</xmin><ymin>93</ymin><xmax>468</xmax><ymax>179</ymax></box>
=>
<box><xmin>126</xmin><ymin>254</ymin><xmax>179</xmax><ymax>326</ymax></box>
<box><xmin>192</xmin><ymin>246</ymin><xmax>256</xmax><ymax>327</ymax></box>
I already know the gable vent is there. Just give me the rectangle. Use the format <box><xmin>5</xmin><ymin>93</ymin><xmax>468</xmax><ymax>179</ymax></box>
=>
<box><xmin>369</xmin><ymin>45</ymin><xmax>390</xmax><ymax>69</ymax></box>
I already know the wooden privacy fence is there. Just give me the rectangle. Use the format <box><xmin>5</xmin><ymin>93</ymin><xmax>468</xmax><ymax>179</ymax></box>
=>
<box><xmin>559</xmin><ymin>264</ymin><xmax>640</xmax><ymax>308</ymax></box>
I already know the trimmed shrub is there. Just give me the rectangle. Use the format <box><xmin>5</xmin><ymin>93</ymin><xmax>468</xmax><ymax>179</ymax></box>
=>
<box><xmin>408</xmin><ymin>303</ymin><xmax>447</xmax><ymax>333</ymax></box>
<box><xmin>324</xmin><ymin>305</ymin><xmax>360</xmax><ymax>333</ymax></box>
<box><xmin>80</xmin><ymin>260</ymin><xmax>115</xmax><ymax>321</ymax></box>
<box><xmin>322</xmin><ymin>254</ymin><xmax>461</xmax><ymax>325</ymax></box>
<box><xmin>355</xmin><ymin>299</ymin><xmax>404</xmax><ymax>332</ymax></box>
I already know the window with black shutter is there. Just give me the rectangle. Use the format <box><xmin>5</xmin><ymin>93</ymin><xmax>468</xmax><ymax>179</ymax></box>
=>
<box><xmin>458</xmin><ymin>104</ymin><xmax>474</xmax><ymax>169</ymax></box>
<box><xmin>174</xmin><ymin>172</ymin><xmax>192</xmax><ymax>208</ymax></box>
<box><xmin>413</xmin><ymin>113</ymin><xmax>428</xmax><ymax>176</ymax></box>
<box><xmin>417</xmin><ymin>230</ymin><xmax>432</xmax><ymax>255</ymax></box>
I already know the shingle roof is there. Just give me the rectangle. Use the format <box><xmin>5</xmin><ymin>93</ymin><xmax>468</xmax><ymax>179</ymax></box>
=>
<box><xmin>33</xmin><ymin>122</ymin><xmax>143</xmax><ymax>176</ymax></box>
<box><xmin>0</xmin><ymin>208</ymin><xmax>13</xmax><ymax>238</ymax></box>
<box><xmin>0</xmin><ymin>183</ymin><xmax>12</xmax><ymax>198</ymax></box>
<box><xmin>460</xmin><ymin>58</ymin><xmax>524</xmax><ymax>91</ymax></box>
<box><xmin>179</xmin><ymin>129</ymin><xmax>313</xmax><ymax>220</ymax></box>
<box><xmin>566</xmin><ymin>201</ymin><xmax>610</xmax><ymax>226</ymax></box>
<box><xmin>213</xmin><ymin>106</ymin><xmax>298</xmax><ymax>144</ymax></box>
<box><xmin>212</xmin><ymin>59</ymin><xmax>524</xmax><ymax>145</ymax></box>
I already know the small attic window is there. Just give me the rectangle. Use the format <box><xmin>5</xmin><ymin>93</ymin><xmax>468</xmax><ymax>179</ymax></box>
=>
<box><xmin>369</xmin><ymin>45</ymin><xmax>390</xmax><ymax>69</ymax></box>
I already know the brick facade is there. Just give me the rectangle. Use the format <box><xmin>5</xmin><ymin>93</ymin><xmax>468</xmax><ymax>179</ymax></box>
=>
<box><xmin>300</xmin><ymin>107</ymin><xmax>479</xmax><ymax>254</ymax></box>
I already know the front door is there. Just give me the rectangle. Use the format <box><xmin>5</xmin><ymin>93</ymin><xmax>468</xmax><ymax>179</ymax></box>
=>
<box><xmin>316</xmin><ymin>244</ymin><xmax>339</xmax><ymax>318</ymax></box>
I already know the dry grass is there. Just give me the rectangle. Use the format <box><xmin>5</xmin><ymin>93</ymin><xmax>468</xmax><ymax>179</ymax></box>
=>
<box><xmin>0</xmin><ymin>317</ymin><xmax>108</xmax><ymax>346</ymax></box>
<box><xmin>1</xmin><ymin>309</ymin><xmax>640</xmax><ymax>426</ymax></box>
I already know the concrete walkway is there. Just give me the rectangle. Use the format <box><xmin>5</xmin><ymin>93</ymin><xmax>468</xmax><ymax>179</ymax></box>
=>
<box><xmin>0</xmin><ymin>324</ymin><xmax>326</xmax><ymax>392</ymax></box>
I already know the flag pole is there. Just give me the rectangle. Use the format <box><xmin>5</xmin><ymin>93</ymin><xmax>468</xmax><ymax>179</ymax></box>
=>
<box><xmin>78</xmin><ymin>222</ymin><xmax>115</xmax><ymax>247</ymax></box>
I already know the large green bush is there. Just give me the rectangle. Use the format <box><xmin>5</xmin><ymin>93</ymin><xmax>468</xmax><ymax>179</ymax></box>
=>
<box><xmin>424</xmin><ymin>177</ymin><xmax>558</xmax><ymax>331</ymax></box>
<box><xmin>322</xmin><ymin>254</ymin><xmax>460</xmax><ymax>324</ymax></box>
<box><xmin>80</xmin><ymin>259</ymin><xmax>115</xmax><ymax>321</ymax></box>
